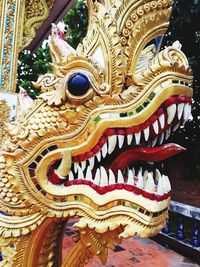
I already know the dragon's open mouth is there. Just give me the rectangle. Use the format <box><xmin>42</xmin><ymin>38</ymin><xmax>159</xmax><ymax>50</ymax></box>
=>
<box><xmin>48</xmin><ymin>95</ymin><xmax>192</xmax><ymax>202</ymax></box>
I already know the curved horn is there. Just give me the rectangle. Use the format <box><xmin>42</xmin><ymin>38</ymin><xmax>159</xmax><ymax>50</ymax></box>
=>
<box><xmin>56</xmin><ymin>150</ymin><xmax>72</xmax><ymax>178</ymax></box>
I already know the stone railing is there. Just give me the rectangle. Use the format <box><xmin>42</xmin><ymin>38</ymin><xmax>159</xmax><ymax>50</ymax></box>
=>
<box><xmin>153</xmin><ymin>201</ymin><xmax>200</xmax><ymax>264</ymax></box>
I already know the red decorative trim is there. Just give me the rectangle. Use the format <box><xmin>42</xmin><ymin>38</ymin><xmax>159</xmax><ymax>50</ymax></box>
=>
<box><xmin>47</xmin><ymin>169</ymin><xmax>65</xmax><ymax>185</ymax></box>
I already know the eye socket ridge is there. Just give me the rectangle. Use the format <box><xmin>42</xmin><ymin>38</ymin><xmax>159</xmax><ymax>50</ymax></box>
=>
<box><xmin>67</xmin><ymin>73</ymin><xmax>90</xmax><ymax>96</ymax></box>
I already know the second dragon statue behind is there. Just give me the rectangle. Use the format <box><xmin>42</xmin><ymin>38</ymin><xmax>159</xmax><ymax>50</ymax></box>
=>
<box><xmin>0</xmin><ymin>0</ymin><xmax>193</xmax><ymax>266</ymax></box>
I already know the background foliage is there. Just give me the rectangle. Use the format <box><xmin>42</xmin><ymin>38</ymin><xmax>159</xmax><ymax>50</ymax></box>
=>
<box><xmin>18</xmin><ymin>0</ymin><xmax>200</xmax><ymax>179</ymax></box>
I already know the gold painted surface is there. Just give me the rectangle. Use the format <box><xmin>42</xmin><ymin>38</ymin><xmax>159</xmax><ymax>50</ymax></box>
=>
<box><xmin>62</xmin><ymin>227</ymin><xmax>122</xmax><ymax>266</ymax></box>
<box><xmin>0</xmin><ymin>0</ymin><xmax>25</xmax><ymax>92</ymax></box>
<box><xmin>0</xmin><ymin>100</ymin><xmax>10</xmax><ymax>149</ymax></box>
<box><xmin>0</xmin><ymin>0</ymin><xmax>55</xmax><ymax>93</ymax></box>
<box><xmin>22</xmin><ymin>0</ymin><xmax>55</xmax><ymax>49</ymax></box>
<box><xmin>0</xmin><ymin>0</ymin><xmax>193</xmax><ymax>266</ymax></box>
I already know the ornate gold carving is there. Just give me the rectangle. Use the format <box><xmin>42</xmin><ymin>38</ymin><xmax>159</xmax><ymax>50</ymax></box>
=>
<box><xmin>0</xmin><ymin>100</ymin><xmax>10</xmax><ymax>148</ymax></box>
<box><xmin>0</xmin><ymin>219</ymin><xmax>66</xmax><ymax>267</ymax></box>
<box><xmin>62</xmin><ymin>227</ymin><xmax>122</xmax><ymax>266</ymax></box>
<box><xmin>0</xmin><ymin>235</ymin><xmax>29</xmax><ymax>267</ymax></box>
<box><xmin>0</xmin><ymin>0</ymin><xmax>25</xmax><ymax>92</ymax></box>
<box><xmin>22</xmin><ymin>0</ymin><xmax>55</xmax><ymax>49</ymax></box>
<box><xmin>0</xmin><ymin>213</ymin><xmax>46</xmax><ymax>238</ymax></box>
<box><xmin>0</xmin><ymin>0</ymin><xmax>193</xmax><ymax>266</ymax></box>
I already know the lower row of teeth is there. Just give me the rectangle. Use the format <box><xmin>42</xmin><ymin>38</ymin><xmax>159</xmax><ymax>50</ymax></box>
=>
<box><xmin>62</xmin><ymin>166</ymin><xmax>171</xmax><ymax>196</ymax></box>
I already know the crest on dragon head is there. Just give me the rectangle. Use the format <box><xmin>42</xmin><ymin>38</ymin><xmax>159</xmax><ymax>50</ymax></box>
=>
<box><xmin>0</xmin><ymin>0</ymin><xmax>193</xmax><ymax>265</ymax></box>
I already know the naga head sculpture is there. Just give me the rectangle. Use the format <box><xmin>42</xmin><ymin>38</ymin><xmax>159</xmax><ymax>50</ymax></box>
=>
<box><xmin>0</xmin><ymin>0</ymin><xmax>193</xmax><ymax>264</ymax></box>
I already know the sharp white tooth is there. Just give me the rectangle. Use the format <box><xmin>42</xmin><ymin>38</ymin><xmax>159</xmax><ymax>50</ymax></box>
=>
<box><xmin>118</xmin><ymin>135</ymin><xmax>124</xmax><ymax>148</ymax></box>
<box><xmin>152</xmin><ymin>120</ymin><xmax>159</xmax><ymax>134</ymax></box>
<box><xmin>173</xmin><ymin>121</ymin><xmax>180</xmax><ymax>132</ymax></box>
<box><xmin>143</xmin><ymin>126</ymin><xmax>150</xmax><ymax>141</ymax></box>
<box><xmin>96</xmin><ymin>151</ymin><xmax>101</xmax><ymax>162</ymax></box>
<box><xmin>143</xmin><ymin>170</ymin><xmax>148</xmax><ymax>187</ymax></box>
<box><xmin>77</xmin><ymin>166</ymin><xmax>84</xmax><ymax>180</ymax></box>
<box><xmin>183</xmin><ymin>103</ymin><xmax>191</xmax><ymax>122</ymax></box>
<box><xmin>145</xmin><ymin>172</ymin><xmax>155</xmax><ymax>193</ymax></box>
<box><xmin>108</xmin><ymin>169</ymin><xmax>116</xmax><ymax>185</ymax></box>
<box><xmin>127</xmin><ymin>134</ymin><xmax>133</xmax><ymax>145</ymax></box>
<box><xmin>117</xmin><ymin>170</ymin><xmax>124</xmax><ymax>183</ymax></box>
<box><xmin>162</xmin><ymin>175</ymin><xmax>168</xmax><ymax>194</ymax></box>
<box><xmin>102</xmin><ymin>142</ymin><xmax>108</xmax><ymax>158</ymax></box>
<box><xmin>132</xmin><ymin>167</ymin><xmax>135</xmax><ymax>177</ymax></box>
<box><xmin>177</xmin><ymin>103</ymin><xmax>184</xmax><ymax>120</ymax></box>
<box><xmin>155</xmin><ymin>169</ymin><xmax>161</xmax><ymax>182</ymax></box>
<box><xmin>152</xmin><ymin>137</ymin><xmax>157</xmax><ymax>147</ymax></box>
<box><xmin>159</xmin><ymin>132</ymin><xmax>164</xmax><ymax>145</ymax></box>
<box><xmin>100</xmin><ymin>166</ymin><xmax>108</xmax><ymax>186</ymax></box>
<box><xmin>127</xmin><ymin>169</ymin><xmax>134</xmax><ymax>185</ymax></box>
<box><xmin>135</xmin><ymin>131</ymin><xmax>141</xmax><ymax>145</ymax></box>
<box><xmin>108</xmin><ymin>135</ymin><xmax>117</xmax><ymax>154</ymax></box>
<box><xmin>167</xmin><ymin>104</ymin><xmax>176</xmax><ymax>124</ymax></box>
<box><xmin>136</xmin><ymin>172</ymin><xmax>143</xmax><ymax>189</ymax></box>
<box><xmin>81</xmin><ymin>160</ymin><xmax>86</xmax><ymax>171</ymax></box>
<box><xmin>143</xmin><ymin>170</ymin><xmax>148</xmax><ymax>181</ymax></box>
<box><xmin>159</xmin><ymin>114</ymin><xmax>165</xmax><ymax>129</ymax></box>
<box><xmin>93</xmin><ymin>168</ymin><xmax>100</xmax><ymax>185</ymax></box>
<box><xmin>165</xmin><ymin>126</ymin><xmax>171</xmax><ymax>140</ymax></box>
<box><xmin>85</xmin><ymin>166</ymin><xmax>92</xmax><ymax>181</ymax></box>
<box><xmin>68</xmin><ymin>171</ymin><xmax>74</xmax><ymax>181</ymax></box>
<box><xmin>74</xmin><ymin>162</ymin><xmax>79</xmax><ymax>173</ymax></box>
<box><xmin>138</xmin><ymin>167</ymin><xmax>143</xmax><ymax>176</ymax></box>
<box><xmin>165</xmin><ymin>175</ymin><xmax>171</xmax><ymax>192</ymax></box>
<box><xmin>156</xmin><ymin>176</ymin><xmax>165</xmax><ymax>195</ymax></box>
<box><xmin>89</xmin><ymin>156</ymin><xmax>95</xmax><ymax>169</ymax></box>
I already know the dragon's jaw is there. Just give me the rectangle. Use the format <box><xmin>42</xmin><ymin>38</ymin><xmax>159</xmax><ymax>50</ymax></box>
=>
<box><xmin>34</xmin><ymin>92</ymin><xmax>191</xmax><ymax>238</ymax></box>
<box><xmin>0</xmin><ymin>67</ymin><xmax>192</xmax><ymax>242</ymax></box>
<box><xmin>60</xmin><ymin>144</ymin><xmax>183</xmax><ymax>198</ymax></box>
<box><xmin>47</xmin><ymin>94</ymin><xmax>191</xmax><ymax>192</ymax></box>
<box><xmin>5</xmin><ymin>5</ymin><xmax>192</xmax><ymax>239</ymax></box>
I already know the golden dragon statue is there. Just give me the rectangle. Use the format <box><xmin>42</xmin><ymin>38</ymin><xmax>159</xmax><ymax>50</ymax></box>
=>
<box><xmin>0</xmin><ymin>0</ymin><xmax>193</xmax><ymax>266</ymax></box>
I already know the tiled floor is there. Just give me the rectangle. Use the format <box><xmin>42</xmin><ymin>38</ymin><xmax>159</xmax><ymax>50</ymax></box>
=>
<box><xmin>62</xmin><ymin>221</ymin><xmax>199</xmax><ymax>267</ymax></box>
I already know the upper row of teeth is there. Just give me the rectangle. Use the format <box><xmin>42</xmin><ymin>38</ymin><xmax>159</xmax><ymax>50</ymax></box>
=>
<box><xmin>73</xmin><ymin>127</ymin><xmax>169</xmax><ymax>173</ymax></box>
<box><xmin>73</xmin><ymin>103</ymin><xmax>191</xmax><ymax>172</ymax></box>
<box><xmin>74</xmin><ymin>102</ymin><xmax>191</xmax><ymax>165</ymax></box>
<box><xmin>65</xmin><ymin>166</ymin><xmax>171</xmax><ymax>196</ymax></box>
<box><xmin>167</xmin><ymin>102</ymin><xmax>191</xmax><ymax>124</ymax></box>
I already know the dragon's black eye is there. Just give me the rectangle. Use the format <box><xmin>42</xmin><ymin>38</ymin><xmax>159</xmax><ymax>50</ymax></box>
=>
<box><xmin>68</xmin><ymin>73</ymin><xmax>90</xmax><ymax>96</ymax></box>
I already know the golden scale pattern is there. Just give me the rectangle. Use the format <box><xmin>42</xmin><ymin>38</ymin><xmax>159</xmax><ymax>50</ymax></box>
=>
<box><xmin>27</xmin><ymin>104</ymin><xmax>68</xmax><ymax>133</ymax></box>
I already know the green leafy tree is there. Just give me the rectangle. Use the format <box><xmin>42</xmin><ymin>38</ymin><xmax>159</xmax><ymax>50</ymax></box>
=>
<box><xmin>17</xmin><ymin>46</ymin><xmax>51</xmax><ymax>98</ymax></box>
<box><xmin>63</xmin><ymin>0</ymin><xmax>88</xmax><ymax>48</ymax></box>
